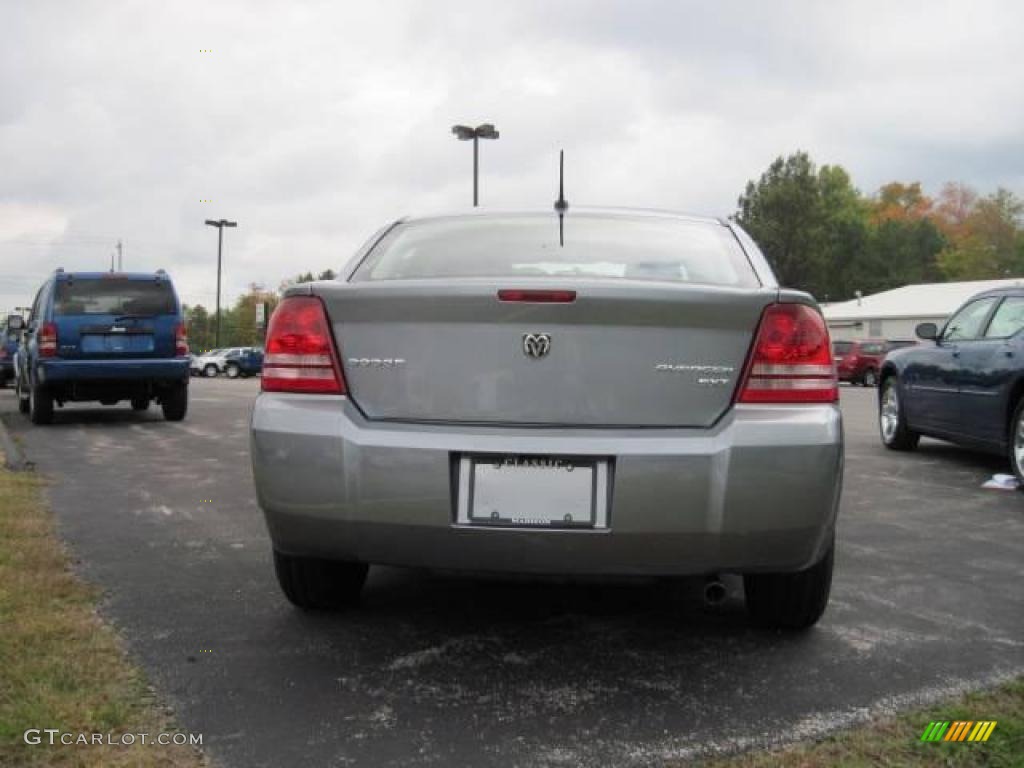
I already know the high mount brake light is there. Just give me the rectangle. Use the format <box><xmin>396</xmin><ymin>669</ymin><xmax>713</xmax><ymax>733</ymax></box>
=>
<box><xmin>497</xmin><ymin>289</ymin><xmax>576</xmax><ymax>303</ymax></box>
<box><xmin>261</xmin><ymin>296</ymin><xmax>346</xmax><ymax>394</ymax></box>
<box><xmin>738</xmin><ymin>303</ymin><xmax>838</xmax><ymax>404</ymax></box>
<box><xmin>39</xmin><ymin>322</ymin><xmax>58</xmax><ymax>358</ymax></box>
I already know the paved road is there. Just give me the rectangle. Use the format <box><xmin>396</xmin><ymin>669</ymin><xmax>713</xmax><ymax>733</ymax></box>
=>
<box><xmin>2</xmin><ymin>381</ymin><xmax>1022</xmax><ymax>766</ymax></box>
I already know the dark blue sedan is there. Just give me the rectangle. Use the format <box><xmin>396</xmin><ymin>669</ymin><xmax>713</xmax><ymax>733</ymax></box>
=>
<box><xmin>879</xmin><ymin>286</ymin><xmax>1024</xmax><ymax>485</ymax></box>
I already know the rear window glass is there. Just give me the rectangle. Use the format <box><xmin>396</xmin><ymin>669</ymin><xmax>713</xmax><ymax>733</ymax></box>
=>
<box><xmin>832</xmin><ymin>341</ymin><xmax>853</xmax><ymax>355</ymax></box>
<box><xmin>54</xmin><ymin>278</ymin><xmax>176</xmax><ymax>316</ymax></box>
<box><xmin>859</xmin><ymin>343</ymin><xmax>885</xmax><ymax>354</ymax></box>
<box><xmin>353</xmin><ymin>214</ymin><xmax>759</xmax><ymax>288</ymax></box>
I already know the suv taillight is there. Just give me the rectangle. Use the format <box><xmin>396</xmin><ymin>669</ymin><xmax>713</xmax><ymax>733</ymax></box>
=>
<box><xmin>175</xmin><ymin>323</ymin><xmax>189</xmax><ymax>356</ymax></box>
<box><xmin>738</xmin><ymin>303</ymin><xmax>837</xmax><ymax>404</ymax></box>
<box><xmin>261</xmin><ymin>296</ymin><xmax>346</xmax><ymax>394</ymax></box>
<box><xmin>39</xmin><ymin>322</ymin><xmax>58</xmax><ymax>358</ymax></box>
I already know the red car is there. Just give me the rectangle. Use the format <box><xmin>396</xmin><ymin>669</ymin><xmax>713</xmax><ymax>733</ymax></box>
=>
<box><xmin>833</xmin><ymin>339</ymin><xmax>916</xmax><ymax>387</ymax></box>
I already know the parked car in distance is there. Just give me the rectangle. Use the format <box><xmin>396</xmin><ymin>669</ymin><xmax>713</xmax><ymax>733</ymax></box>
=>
<box><xmin>833</xmin><ymin>339</ymin><xmax>919</xmax><ymax>387</ymax></box>
<box><xmin>833</xmin><ymin>339</ymin><xmax>886</xmax><ymax>387</ymax></box>
<box><xmin>1</xmin><ymin>314</ymin><xmax>23</xmax><ymax>388</ymax></box>
<box><xmin>879</xmin><ymin>286</ymin><xmax>1024</xmax><ymax>486</ymax></box>
<box><xmin>15</xmin><ymin>269</ymin><xmax>189</xmax><ymax>424</ymax></box>
<box><xmin>251</xmin><ymin>208</ymin><xmax>844</xmax><ymax>630</ymax></box>
<box><xmin>190</xmin><ymin>347</ymin><xmax>260</xmax><ymax>377</ymax></box>
<box><xmin>223</xmin><ymin>347</ymin><xmax>263</xmax><ymax>378</ymax></box>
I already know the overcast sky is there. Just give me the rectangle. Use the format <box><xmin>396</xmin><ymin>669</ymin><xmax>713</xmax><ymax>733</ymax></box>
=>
<box><xmin>1</xmin><ymin>0</ymin><xmax>1022</xmax><ymax>313</ymax></box>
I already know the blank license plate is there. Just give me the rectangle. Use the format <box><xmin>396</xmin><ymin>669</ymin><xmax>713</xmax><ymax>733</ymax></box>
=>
<box><xmin>463</xmin><ymin>456</ymin><xmax>601</xmax><ymax>528</ymax></box>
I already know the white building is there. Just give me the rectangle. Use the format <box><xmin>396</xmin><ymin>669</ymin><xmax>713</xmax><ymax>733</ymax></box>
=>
<box><xmin>822</xmin><ymin>278</ymin><xmax>1024</xmax><ymax>342</ymax></box>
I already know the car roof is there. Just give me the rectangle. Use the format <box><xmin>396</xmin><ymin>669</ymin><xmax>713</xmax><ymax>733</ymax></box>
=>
<box><xmin>968</xmin><ymin>286</ymin><xmax>1024</xmax><ymax>300</ymax></box>
<box><xmin>55</xmin><ymin>271</ymin><xmax>173</xmax><ymax>281</ymax></box>
<box><xmin>395</xmin><ymin>206</ymin><xmax>727</xmax><ymax>227</ymax></box>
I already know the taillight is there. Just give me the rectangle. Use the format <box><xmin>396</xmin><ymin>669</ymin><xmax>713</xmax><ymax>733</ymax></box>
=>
<box><xmin>261</xmin><ymin>296</ymin><xmax>346</xmax><ymax>394</ymax></box>
<box><xmin>738</xmin><ymin>303</ymin><xmax>837</xmax><ymax>404</ymax></box>
<box><xmin>39</xmin><ymin>322</ymin><xmax>58</xmax><ymax>358</ymax></box>
<box><xmin>175</xmin><ymin>323</ymin><xmax>189</xmax><ymax>356</ymax></box>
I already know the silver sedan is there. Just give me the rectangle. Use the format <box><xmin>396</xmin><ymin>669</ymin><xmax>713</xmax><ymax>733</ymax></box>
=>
<box><xmin>251</xmin><ymin>208</ymin><xmax>843</xmax><ymax>629</ymax></box>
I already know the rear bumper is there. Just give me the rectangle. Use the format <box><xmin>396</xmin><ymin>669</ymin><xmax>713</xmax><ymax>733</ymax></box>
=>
<box><xmin>251</xmin><ymin>397</ymin><xmax>843</xmax><ymax>576</ymax></box>
<box><xmin>38</xmin><ymin>358</ymin><xmax>189</xmax><ymax>383</ymax></box>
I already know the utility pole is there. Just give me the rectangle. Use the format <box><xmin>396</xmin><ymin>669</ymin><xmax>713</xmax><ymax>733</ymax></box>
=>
<box><xmin>116</xmin><ymin>240</ymin><xmax>123</xmax><ymax>271</ymax></box>
<box><xmin>205</xmin><ymin>219</ymin><xmax>238</xmax><ymax>348</ymax></box>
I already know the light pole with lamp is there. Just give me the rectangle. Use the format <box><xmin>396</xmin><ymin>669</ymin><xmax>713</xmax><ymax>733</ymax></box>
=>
<box><xmin>204</xmin><ymin>218</ymin><xmax>237</xmax><ymax>348</ymax></box>
<box><xmin>451</xmin><ymin>123</ymin><xmax>499</xmax><ymax>206</ymax></box>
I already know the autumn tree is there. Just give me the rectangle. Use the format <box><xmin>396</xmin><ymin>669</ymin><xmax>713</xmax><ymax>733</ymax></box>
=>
<box><xmin>937</xmin><ymin>188</ymin><xmax>1024</xmax><ymax>279</ymax></box>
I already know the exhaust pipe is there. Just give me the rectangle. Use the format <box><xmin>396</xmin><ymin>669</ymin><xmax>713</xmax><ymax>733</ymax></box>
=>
<box><xmin>703</xmin><ymin>577</ymin><xmax>727</xmax><ymax>606</ymax></box>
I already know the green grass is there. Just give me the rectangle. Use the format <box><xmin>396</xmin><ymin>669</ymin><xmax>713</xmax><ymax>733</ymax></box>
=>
<box><xmin>696</xmin><ymin>677</ymin><xmax>1024</xmax><ymax>767</ymax></box>
<box><xmin>0</xmin><ymin>468</ymin><xmax>205</xmax><ymax>767</ymax></box>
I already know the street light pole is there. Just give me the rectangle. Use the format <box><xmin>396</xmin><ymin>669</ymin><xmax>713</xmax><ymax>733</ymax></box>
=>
<box><xmin>452</xmin><ymin>123</ymin><xmax>499</xmax><ymax>207</ymax></box>
<box><xmin>205</xmin><ymin>218</ymin><xmax>238</xmax><ymax>348</ymax></box>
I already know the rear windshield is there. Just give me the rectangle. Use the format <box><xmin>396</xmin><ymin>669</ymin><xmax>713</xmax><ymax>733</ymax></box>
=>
<box><xmin>54</xmin><ymin>278</ymin><xmax>176</xmax><ymax>316</ymax></box>
<box><xmin>832</xmin><ymin>341</ymin><xmax>853</xmax><ymax>355</ymax></box>
<box><xmin>353</xmin><ymin>214</ymin><xmax>759</xmax><ymax>288</ymax></box>
<box><xmin>859</xmin><ymin>342</ymin><xmax>885</xmax><ymax>354</ymax></box>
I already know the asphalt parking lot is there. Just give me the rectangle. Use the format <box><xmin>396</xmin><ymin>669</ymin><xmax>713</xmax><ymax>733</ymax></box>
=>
<box><xmin>1</xmin><ymin>381</ymin><xmax>1022</xmax><ymax>767</ymax></box>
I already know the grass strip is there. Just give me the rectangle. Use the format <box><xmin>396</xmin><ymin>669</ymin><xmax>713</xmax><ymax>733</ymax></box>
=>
<box><xmin>0</xmin><ymin>468</ymin><xmax>205</xmax><ymax>767</ymax></box>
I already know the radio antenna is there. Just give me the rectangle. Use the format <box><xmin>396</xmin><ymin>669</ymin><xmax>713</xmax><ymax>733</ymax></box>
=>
<box><xmin>554</xmin><ymin>150</ymin><xmax>568</xmax><ymax>247</ymax></box>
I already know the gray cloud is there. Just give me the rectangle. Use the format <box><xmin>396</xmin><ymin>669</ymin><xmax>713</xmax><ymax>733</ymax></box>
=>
<box><xmin>1</xmin><ymin>0</ymin><xmax>1021</xmax><ymax>312</ymax></box>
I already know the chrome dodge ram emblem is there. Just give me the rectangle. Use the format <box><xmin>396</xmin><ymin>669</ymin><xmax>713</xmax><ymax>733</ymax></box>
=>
<box><xmin>522</xmin><ymin>333</ymin><xmax>551</xmax><ymax>359</ymax></box>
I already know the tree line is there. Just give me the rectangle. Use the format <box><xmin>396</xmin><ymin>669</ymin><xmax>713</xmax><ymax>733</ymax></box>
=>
<box><xmin>735</xmin><ymin>151</ymin><xmax>1024</xmax><ymax>301</ymax></box>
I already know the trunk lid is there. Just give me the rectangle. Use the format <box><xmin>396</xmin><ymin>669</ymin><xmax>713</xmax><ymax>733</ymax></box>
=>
<box><xmin>316</xmin><ymin>280</ymin><xmax>776</xmax><ymax>428</ymax></box>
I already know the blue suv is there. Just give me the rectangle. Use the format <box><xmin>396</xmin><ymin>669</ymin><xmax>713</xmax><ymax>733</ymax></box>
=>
<box><xmin>15</xmin><ymin>269</ymin><xmax>190</xmax><ymax>424</ymax></box>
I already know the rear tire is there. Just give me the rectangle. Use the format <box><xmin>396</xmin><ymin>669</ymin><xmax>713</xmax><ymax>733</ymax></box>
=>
<box><xmin>16</xmin><ymin>377</ymin><xmax>30</xmax><ymax>414</ymax></box>
<box><xmin>29</xmin><ymin>382</ymin><xmax>54</xmax><ymax>425</ymax></box>
<box><xmin>744</xmin><ymin>540</ymin><xmax>834</xmax><ymax>630</ymax></box>
<box><xmin>161</xmin><ymin>383</ymin><xmax>188</xmax><ymax>421</ymax></box>
<box><xmin>879</xmin><ymin>375</ymin><xmax>919</xmax><ymax>451</ymax></box>
<box><xmin>225</xmin><ymin>363</ymin><xmax>240</xmax><ymax>379</ymax></box>
<box><xmin>204</xmin><ymin>364</ymin><xmax>219</xmax><ymax>378</ymax></box>
<box><xmin>1009</xmin><ymin>397</ymin><xmax>1024</xmax><ymax>490</ymax></box>
<box><xmin>273</xmin><ymin>550</ymin><xmax>368</xmax><ymax>610</ymax></box>
<box><xmin>131</xmin><ymin>397</ymin><xmax>149</xmax><ymax>412</ymax></box>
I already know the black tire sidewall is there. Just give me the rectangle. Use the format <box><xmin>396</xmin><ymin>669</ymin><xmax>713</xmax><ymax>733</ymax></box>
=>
<box><xmin>29</xmin><ymin>381</ymin><xmax>54</xmax><ymax>424</ymax></box>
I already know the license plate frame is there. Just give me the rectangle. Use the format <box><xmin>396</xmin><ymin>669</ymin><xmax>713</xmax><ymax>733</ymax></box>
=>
<box><xmin>456</xmin><ymin>455</ymin><xmax>609</xmax><ymax>529</ymax></box>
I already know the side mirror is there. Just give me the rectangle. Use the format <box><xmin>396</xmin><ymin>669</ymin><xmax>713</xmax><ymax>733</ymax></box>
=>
<box><xmin>6</xmin><ymin>314</ymin><xmax>24</xmax><ymax>331</ymax></box>
<box><xmin>915</xmin><ymin>322</ymin><xmax>938</xmax><ymax>341</ymax></box>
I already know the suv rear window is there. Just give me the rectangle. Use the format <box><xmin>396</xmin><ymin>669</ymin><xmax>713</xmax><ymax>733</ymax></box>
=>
<box><xmin>353</xmin><ymin>214</ymin><xmax>759</xmax><ymax>288</ymax></box>
<box><xmin>859</xmin><ymin>343</ymin><xmax>885</xmax><ymax>355</ymax></box>
<box><xmin>832</xmin><ymin>341</ymin><xmax>853</xmax><ymax>355</ymax></box>
<box><xmin>54</xmin><ymin>278</ymin><xmax>176</xmax><ymax>316</ymax></box>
